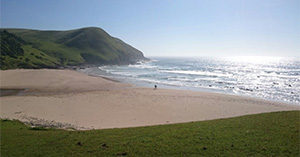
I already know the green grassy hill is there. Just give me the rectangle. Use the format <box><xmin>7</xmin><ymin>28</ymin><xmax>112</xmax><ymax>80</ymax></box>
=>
<box><xmin>0</xmin><ymin>27</ymin><xmax>147</xmax><ymax>69</ymax></box>
<box><xmin>1</xmin><ymin>111</ymin><xmax>299</xmax><ymax>156</ymax></box>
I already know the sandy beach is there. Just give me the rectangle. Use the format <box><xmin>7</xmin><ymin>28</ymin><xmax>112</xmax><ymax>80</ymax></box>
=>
<box><xmin>0</xmin><ymin>69</ymin><xmax>299</xmax><ymax>130</ymax></box>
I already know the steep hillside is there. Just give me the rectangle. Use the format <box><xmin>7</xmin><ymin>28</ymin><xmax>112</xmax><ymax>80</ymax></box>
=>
<box><xmin>0</xmin><ymin>27</ymin><xmax>147</xmax><ymax>69</ymax></box>
<box><xmin>0</xmin><ymin>30</ymin><xmax>60</xmax><ymax>69</ymax></box>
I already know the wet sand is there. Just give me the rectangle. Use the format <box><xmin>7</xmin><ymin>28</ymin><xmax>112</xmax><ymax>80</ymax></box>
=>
<box><xmin>0</xmin><ymin>69</ymin><xmax>299</xmax><ymax>130</ymax></box>
<box><xmin>0</xmin><ymin>89</ymin><xmax>26</xmax><ymax>97</ymax></box>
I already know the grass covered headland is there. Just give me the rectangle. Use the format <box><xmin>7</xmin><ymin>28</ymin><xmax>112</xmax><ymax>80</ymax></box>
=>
<box><xmin>0</xmin><ymin>27</ymin><xmax>147</xmax><ymax>69</ymax></box>
<box><xmin>1</xmin><ymin>111</ymin><xmax>299</xmax><ymax>156</ymax></box>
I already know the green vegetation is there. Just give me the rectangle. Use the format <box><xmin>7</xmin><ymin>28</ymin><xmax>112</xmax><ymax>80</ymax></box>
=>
<box><xmin>1</xmin><ymin>111</ymin><xmax>299</xmax><ymax>156</ymax></box>
<box><xmin>0</xmin><ymin>30</ymin><xmax>26</xmax><ymax>56</ymax></box>
<box><xmin>0</xmin><ymin>27</ymin><xmax>147</xmax><ymax>70</ymax></box>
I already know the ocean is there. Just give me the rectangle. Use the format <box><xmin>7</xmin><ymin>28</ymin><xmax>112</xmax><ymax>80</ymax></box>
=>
<box><xmin>81</xmin><ymin>56</ymin><xmax>300</xmax><ymax>105</ymax></box>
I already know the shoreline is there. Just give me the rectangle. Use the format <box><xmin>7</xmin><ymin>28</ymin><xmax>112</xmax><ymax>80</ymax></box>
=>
<box><xmin>76</xmin><ymin>70</ymin><xmax>300</xmax><ymax>107</ymax></box>
<box><xmin>81</xmin><ymin>66</ymin><xmax>300</xmax><ymax>106</ymax></box>
<box><xmin>1</xmin><ymin>69</ymin><xmax>299</xmax><ymax>130</ymax></box>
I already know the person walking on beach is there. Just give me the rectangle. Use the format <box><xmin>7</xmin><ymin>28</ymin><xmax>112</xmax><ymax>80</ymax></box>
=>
<box><xmin>154</xmin><ymin>84</ymin><xmax>157</xmax><ymax>90</ymax></box>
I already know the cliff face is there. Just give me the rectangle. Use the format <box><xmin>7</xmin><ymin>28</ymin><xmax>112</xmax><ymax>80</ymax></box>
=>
<box><xmin>0</xmin><ymin>27</ymin><xmax>148</xmax><ymax>69</ymax></box>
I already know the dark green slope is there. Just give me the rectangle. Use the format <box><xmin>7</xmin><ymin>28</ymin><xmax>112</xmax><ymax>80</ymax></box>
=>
<box><xmin>0</xmin><ymin>27</ymin><xmax>147</xmax><ymax>69</ymax></box>
<box><xmin>0</xmin><ymin>30</ymin><xmax>60</xmax><ymax>69</ymax></box>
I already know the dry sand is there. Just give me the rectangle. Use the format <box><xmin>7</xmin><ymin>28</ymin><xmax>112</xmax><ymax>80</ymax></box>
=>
<box><xmin>0</xmin><ymin>69</ymin><xmax>299</xmax><ymax>130</ymax></box>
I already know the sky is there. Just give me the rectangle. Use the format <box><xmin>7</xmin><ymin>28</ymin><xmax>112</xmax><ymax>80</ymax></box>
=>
<box><xmin>1</xmin><ymin>0</ymin><xmax>299</xmax><ymax>57</ymax></box>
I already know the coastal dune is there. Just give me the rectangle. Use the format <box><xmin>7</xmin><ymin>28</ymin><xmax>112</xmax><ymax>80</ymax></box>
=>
<box><xmin>0</xmin><ymin>69</ymin><xmax>299</xmax><ymax>130</ymax></box>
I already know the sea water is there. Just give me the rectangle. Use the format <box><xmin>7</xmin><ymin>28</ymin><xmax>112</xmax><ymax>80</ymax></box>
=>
<box><xmin>81</xmin><ymin>56</ymin><xmax>300</xmax><ymax>105</ymax></box>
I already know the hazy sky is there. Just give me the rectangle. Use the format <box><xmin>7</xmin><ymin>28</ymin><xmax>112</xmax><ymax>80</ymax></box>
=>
<box><xmin>1</xmin><ymin>0</ymin><xmax>299</xmax><ymax>57</ymax></box>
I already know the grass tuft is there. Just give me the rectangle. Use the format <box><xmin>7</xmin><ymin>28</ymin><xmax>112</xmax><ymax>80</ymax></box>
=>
<box><xmin>28</xmin><ymin>126</ymin><xmax>49</xmax><ymax>131</ymax></box>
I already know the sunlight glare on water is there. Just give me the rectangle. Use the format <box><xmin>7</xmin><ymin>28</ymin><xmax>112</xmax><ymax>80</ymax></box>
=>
<box><xmin>224</xmin><ymin>56</ymin><xmax>284</xmax><ymax>64</ymax></box>
<box><xmin>82</xmin><ymin>56</ymin><xmax>300</xmax><ymax>105</ymax></box>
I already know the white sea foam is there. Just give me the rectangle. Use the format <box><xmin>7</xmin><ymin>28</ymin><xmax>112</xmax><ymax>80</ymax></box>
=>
<box><xmin>161</xmin><ymin>70</ymin><xmax>231</xmax><ymax>77</ymax></box>
<box><xmin>128</xmin><ymin>64</ymin><xmax>157</xmax><ymax>69</ymax></box>
<box><xmin>87</xmin><ymin>57</ymin><xmax>300</xmax><ymax>105</ymax></box>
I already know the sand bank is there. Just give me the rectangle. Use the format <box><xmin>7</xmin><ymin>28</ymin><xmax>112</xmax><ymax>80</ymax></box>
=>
<box><xmin>0</xmin><ymin>69</ymin><xmax>299</xmax><ymax>130</ymax></box>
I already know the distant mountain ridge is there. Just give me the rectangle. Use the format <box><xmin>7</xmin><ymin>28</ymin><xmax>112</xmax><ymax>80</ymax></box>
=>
<box><xmin>0</xmin><ymin>27</ymin><xmax>148</xmax><ymax>69</ymax></box>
